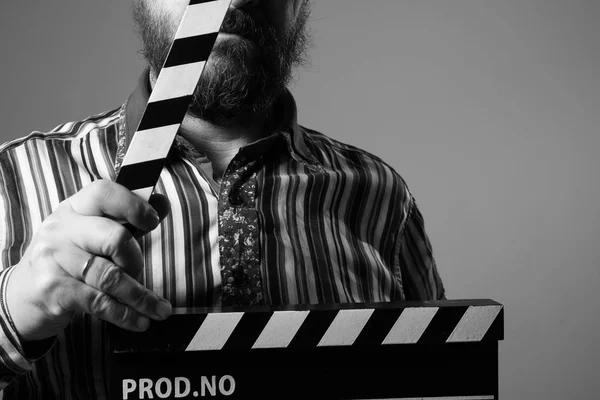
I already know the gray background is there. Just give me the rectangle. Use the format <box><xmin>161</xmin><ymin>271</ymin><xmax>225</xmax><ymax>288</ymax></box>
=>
<box><xmin>1</xmin><ymin>1</ymin><xmax>599</xmax><ymax>399</ymax></box>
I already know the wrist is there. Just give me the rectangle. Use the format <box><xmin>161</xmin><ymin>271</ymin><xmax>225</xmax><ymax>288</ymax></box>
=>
<box><xmin>2</xmin><ymin>265</ymin><xmax>56</xmax><ymax>362</ymax></box>
<box><xmin>4</xmin><ymin>263</ymin><xmax>57</xmax><ymax>341</ymax></box>
<box><xmin>0</xmin><ymin>267</ymin><xmax>36</xmax><ymax>374</ymax></box>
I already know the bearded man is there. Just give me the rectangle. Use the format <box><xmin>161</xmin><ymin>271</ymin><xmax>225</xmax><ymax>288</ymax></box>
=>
<box><xmin>0</xmin><ymin>0</ymin><xmax>444</xmax><ymax>397</ymax></box>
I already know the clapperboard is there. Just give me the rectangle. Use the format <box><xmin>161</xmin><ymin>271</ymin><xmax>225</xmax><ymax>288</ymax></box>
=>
<box><xmin>108</xmin><ymin>300</ymin><xmax>504</xmax><ymax>399</ymax></box>
<box><xmin>109</xmin><ymin>1</ymin><xmax>504</xmax><ymax>399</ymax></box>
<box><xmin>116</xmin><ymin>0</ymin><xmax>232</xmax><ymax>201</ymax></box>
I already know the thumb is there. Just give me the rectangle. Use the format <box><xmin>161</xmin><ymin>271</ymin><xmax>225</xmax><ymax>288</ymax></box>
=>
<box><xmin>148</xmin><ymin>193</ymin><xmax>171</xmax><ymax>223</ymax></box>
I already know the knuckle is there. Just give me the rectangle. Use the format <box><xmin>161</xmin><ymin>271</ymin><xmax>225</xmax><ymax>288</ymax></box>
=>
<box><xmin>36</xmin><ymin>215</ymin><xmax>67</xmax><ymax>244</ymax></box>
<box><xmin>40</xmin><ymin>218</ymin><xmax>63</xmax><ymax>236</ymax></box>
<box><xmin>103</xmin><ymin>225</ymin><xmax>132</xmax><ymax>255</ymax></box>
<box><xmin>56</xmin><ymin>197</ymin><xmax>74</xmax><ymax>213</ymax></box>
<box><xmin>91</xmin><ymin>179</ymin><xmax>114</xmax><ymax>197</ymax></box>
<box><xmin>67</xmin><ymin>180</ymin><xmax>112</xmax><ymax>213</ymax></box>
<box><xmin>93</xmin><ymin>181</ymin><xmax>114</xmax><ymax>206</ymax></box>
<box><xmin>91</xmin><ymin>292</ymin><xmax>132</xmax><ymax>328</ymax></box>
<box><xmin>35</xmin><ymin>270</ymin><xmax>58</xmax><ymax>291</ymax></box>
<box><xmin>130</xmin><ymin>286</ymin><xmax>151</xmax><ymax>310</ymax></box>
<box><xmin>116</xmin><ymin>308</ymin><xmax>133</xmax><ymax>328</ymax></box>
<box><xmin>96</xmin><ymin>264</ymin><xmax>124</xmax><ymax>293</ymax></box>
<box><xmin>32</xmin><ymin>273</ymin><xmax>70</xmax><ymax>318</ymax></box>
<box><xmin>90</xmin><ymin>291</ymin><xmax>116</xmax><ymax>317</ymax></box>
<box><xmin>46</xmin><ymin>294</ymin><xmax>69</xmax><ymax>319</ymax></box>
<box><xmin>29</xmin><ymin>242</ymin><xmax>56</xmax><ymax>263</ymax></box>
<box><xmin>82</xmin><ymin>180</ymin><xmax>115</xmax><ymax>209</ymax></box>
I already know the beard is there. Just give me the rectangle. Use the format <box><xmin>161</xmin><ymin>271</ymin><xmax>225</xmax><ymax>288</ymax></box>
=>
<box><xmin>133</xmin><ymin>1</ymin><xmax>311</xmax><ymax>126</ymax></box>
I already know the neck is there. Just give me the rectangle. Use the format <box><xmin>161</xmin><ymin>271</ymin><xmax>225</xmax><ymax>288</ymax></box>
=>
<box><xmin>179</xmin><ymin>114</ymin><xmax>269</xmax><ymax>178</ymax></box>
<box><xmin>149</xmin><ymin>69</ymin><xmax>270</xmax><ymax>180</ymax></box>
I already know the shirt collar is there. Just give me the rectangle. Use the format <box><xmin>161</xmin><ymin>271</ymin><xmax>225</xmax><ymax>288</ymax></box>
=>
<box><xmin>122</xmin><ymin>69</ymin><xmax>320</xmax><ymax>167</ymax></box>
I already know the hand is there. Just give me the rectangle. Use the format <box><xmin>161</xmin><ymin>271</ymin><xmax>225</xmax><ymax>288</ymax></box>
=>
<box><xmin>5</xmin><ymin>180</ymin><xmax>172</xmax><ymax>341</ymax></box>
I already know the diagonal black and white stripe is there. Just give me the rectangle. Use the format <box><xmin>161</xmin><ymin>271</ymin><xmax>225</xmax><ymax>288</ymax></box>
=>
<box><xmin>116</xmin><ymin>0</ymin><xmax>231</xmax><ymax>200</ymax></box>
<box><xmin>183</xmin><ymin>302</ymin><xmax>504</xmax><ymax>351</ymax></box>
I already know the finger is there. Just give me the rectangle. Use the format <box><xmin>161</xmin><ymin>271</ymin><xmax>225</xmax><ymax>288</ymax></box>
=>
<box><xmin>133</xmin><ymin>193</ymin><xmax>172</xmax><ymax>239</ymax></box>
<box><xmin>148</xmin><ymin>193</ymin><xmax>170</xmax><ymax>222</ymax></box>
<box><xmin>82</xmin><ymin>255</ymin><xmax>171</xmax><ymax>321</ymax></box>
<box><xmin>63</xmin><ymin>279</ymin><xmax>152</xmax><ymax>332</ymax></box>
<box><xmin>67</xmin><ymin>180</ymin><xmax>160</xmax><ymax>232</ymax></box>
<box><xmin>65</xmin><ymin>215</ymin><xmax>144</xmax><ymax>278</ymax></box>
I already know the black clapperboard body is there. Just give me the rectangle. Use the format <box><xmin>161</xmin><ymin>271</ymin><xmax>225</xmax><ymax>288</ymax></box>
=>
<box><xmin>107</xmin><ymin>299</ymin><xmax>504</xmax><ymax>399</ymax></box>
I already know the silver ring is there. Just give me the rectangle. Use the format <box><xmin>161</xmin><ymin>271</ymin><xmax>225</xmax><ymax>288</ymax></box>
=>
<box><xmin>81</xmin><ymin>255</ymin><xmax>96</xmax><ymax>280</ymax></box>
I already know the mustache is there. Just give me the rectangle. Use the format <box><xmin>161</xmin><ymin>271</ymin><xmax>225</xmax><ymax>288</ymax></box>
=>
<box><xmin>219</xmin><ymin>8</ymin><xmax>276</xmax><ymax>46</ymax></box>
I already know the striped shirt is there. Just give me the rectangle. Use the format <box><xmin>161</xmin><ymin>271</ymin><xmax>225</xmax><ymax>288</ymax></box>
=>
<box><xmin>0</xmin><ymin>71</ymin><xmax>444</xmax><ymax>398</ymax></box>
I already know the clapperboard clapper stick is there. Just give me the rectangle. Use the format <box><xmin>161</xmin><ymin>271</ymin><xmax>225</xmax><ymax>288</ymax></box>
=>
<box><xmin>116</xmin><ymin>0</ymin><xmax>232</xmax><ymax>205</ymax></box>
<box><xmin>108</xmin><ymin>300</ymin><xmax>504</xmax><ymax>399</ymax></box>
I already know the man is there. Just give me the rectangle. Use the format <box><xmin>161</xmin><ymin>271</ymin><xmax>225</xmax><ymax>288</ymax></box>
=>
<box><xmin>0</xmin><ymin>0</ymin><xmax>444</xmax><ymax>397</ymax></box>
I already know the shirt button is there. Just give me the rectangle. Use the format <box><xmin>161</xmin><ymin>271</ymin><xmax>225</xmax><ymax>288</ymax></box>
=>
<box><xmin>229</xmin><ymin>191</ymin><xmax>244</xmax><ymax>206</ymax></box>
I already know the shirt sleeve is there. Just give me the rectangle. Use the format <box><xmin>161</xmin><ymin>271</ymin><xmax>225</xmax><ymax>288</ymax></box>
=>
<box><xmin>0</xmin><ymin>267</ymin><xmax>38</xmax><ymax>389</ymax></box>
<box><xmin>0</xmin><ymin>154</ymin><xmax>56</xmax><ymax>390</ymax></box>
<box><xmin>395</xmin><ymin>198</ymin><xmax>446</xmax><ymax>301</ymax></box>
